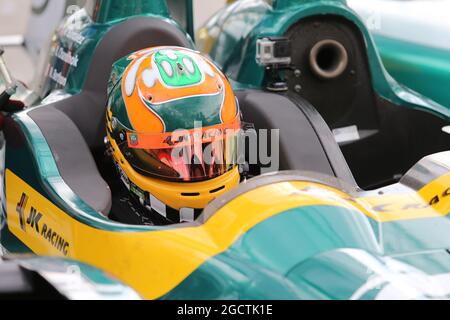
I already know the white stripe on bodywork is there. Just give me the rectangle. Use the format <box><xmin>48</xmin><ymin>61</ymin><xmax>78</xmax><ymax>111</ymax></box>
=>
<box><xmin>149</xmin><ymin>195</ymin><xmax>167</xmax><ymax>218</ymax></box>
<box><xmin>375</xmin><ymin>273</ymin><xmax>450</xmax><ymax>300</ymax></box>
<box><xmin>343</xmin><ymin>249</ymin><xmax>450</xmax><ymax>300</ymax></box>
<box><xmin>180</xmin><ymin>208</ymin><xmax>195</xmax><ymax>222</ymax></box>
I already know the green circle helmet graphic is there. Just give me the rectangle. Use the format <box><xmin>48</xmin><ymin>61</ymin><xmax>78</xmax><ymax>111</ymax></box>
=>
<box><xmin>154</xmin><ymin>50</ymin><xmax>202</xmax><ymax>87</ymax></box>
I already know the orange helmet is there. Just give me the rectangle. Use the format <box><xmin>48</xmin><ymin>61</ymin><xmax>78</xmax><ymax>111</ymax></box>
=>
<box><xmin>106</xmin><ymin>47</ymin><xmax>241</xmax><ymax>223</ymax></box>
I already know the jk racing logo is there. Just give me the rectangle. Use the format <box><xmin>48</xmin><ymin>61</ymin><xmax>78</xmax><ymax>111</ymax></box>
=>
<box><xmin>16</xmin><ymin>193</ymin><xmax>29</xmax><ymax>231</ymax></box>
<box><xmin>16</xmin><ymin>192</ymin><xmax>70</xmax><ymax>256</ymax></box>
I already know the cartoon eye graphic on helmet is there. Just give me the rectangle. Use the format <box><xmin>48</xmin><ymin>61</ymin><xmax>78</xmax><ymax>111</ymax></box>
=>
<box><xmin>183</xmin><ymin>57</ymin><xmax>196</xmax><ymax>74</ymax></box>
<box><xmin>142</xmin><ymin>68</ymin><xmax>157</xmax><ymax>88</ymax></box>
<box><xmin>161</xmin><ymin>60</ymin><xmax>174</xmax><ymax>77</ymax></box>
<box><xmin>154</xmin><ymin>50</ymin><xmax>204</xmax><ymax>87</ymax></box>
<box><xmin>160</xmin><ymin>49</ymin><xmax>178</xmax><ymax>60</ymax></box>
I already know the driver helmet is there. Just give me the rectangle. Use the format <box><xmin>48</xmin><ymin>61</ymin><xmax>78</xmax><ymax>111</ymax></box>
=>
<box><xmin>106</xmin><ymin>47</ymin><xmax>241</xmax><ymax>223</ymax></box>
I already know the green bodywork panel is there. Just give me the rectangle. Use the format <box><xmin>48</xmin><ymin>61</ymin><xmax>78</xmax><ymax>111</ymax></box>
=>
<box><xmin>163</xmin><ymin>205</ymin><xmax>380</xmax><ymax>299</ymax></box>
<box><xmin>201</xmin><ymin>0</ymin><xmax>450</xmax><ymax>119</ymax></box>
<box><xmin>163</xmin><ymin>206</ymin><xmax>450</xmax><ymax>300</ymax></box>
<box><xmin>93</xmin><ymin>0</ymin><xmax>170</xmax><ymax>24</ymax></box>
<box><xmin>374</xmin><ymin>34</ymin><xmax>450</xmax><ymax>109</ymax></box>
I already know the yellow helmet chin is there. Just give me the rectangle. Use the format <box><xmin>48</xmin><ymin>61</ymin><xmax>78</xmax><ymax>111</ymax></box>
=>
<box><xmin>108</xmin><ymin>131</ymin><xmax>240</xmax><ymax>214</ymax></box>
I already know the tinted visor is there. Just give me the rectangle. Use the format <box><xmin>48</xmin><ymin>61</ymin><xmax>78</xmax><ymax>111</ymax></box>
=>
<box><xmin>116</xmin><ymin>119</ymin><xmax>241</xmax><ymax>182</ymax></box>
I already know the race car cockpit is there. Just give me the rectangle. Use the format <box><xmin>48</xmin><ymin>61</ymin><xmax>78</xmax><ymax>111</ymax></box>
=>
<box><xmin>0</xmin><ymin>0</ymin><xmax>447</xmax><ymax>227</ymax></box>
<box><xmin>0</xmin><ymin>1</ymin><xmax>449</xmax><ymax>300</ymax></box>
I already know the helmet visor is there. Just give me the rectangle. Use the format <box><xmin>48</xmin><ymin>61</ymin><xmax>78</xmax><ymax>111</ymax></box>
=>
<box><xmin>115</xmin><ymin>119</ymin><xmax>241</xmax><ymax>182</ymax></box>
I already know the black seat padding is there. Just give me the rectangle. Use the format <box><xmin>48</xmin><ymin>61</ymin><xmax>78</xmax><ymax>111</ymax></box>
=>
<box><xmin>29</xmin><ymin>108</ymin><xmax>112</xmax><ymax>215</ymax></box>
<box><xmin>236</xmin><ymin>90</ymin><xmax>357</xmax><ymax>186</ymax></box>
<box><xmin>27</xmin><ymin>17</ymin><xmax>193</xmax><ymax>215</ymax></box>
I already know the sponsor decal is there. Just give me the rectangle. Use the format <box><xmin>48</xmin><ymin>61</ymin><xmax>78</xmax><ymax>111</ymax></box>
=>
<box><xmin>63</xmin><ymin>29</ymin><xmax>86</xmax><ymax>45</ymax></box>
<box><xmin>16</xmin><ymin>192</ymin><xmax>70</xmax><ymax>256</ymax></box>
<box><xmin>372</xmin><ymin>202</ymin><xmax>430</xmax><ymax>213</ymax></box>
<box><xmin>372</xmin><ymin>186</ymin><xmax>450</xmax><ymax>213</ymax></box>
<box><xmin>129</xmin><ymin>134</ymin><xmax>139</xmax><ymax>146</ymax></box>
<box><xmin>55</xmin><ymin>46</ymin><xmax>79</xmax><ymax>67</ymax></box>
<box><xmin>429</xmin><ymin>187</ymin><xmax>450</xmax><ymax>206</ymax></box>
<box><xmin>48</xmin><ymin>66</ymin><xmax>68</xmax><ymax>87</ymax></box>
<box><xmin>16</xmin><ymin>193</ymin><xmax>28</xmax><ymax>231</ymax></box>
<box><xmin>360</xmin><ymin>181</ymin><xmax>450</xmax><ymax>222</ymax></box>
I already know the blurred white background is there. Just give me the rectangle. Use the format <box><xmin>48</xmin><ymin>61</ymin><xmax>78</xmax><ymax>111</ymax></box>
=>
<box><xmin>194</xmin><ymin>0</ymin><xmax>226</xmax><ymax>30</ymax></box>
<box><xmin>0</xmin><ymin>0</ymin><xmax>32</xmax><ymax>84</ymax></box>
<box><xmin>0</xmin><ymin>0</ymin><xmax>29</xmax><ymax>35</ymax></box>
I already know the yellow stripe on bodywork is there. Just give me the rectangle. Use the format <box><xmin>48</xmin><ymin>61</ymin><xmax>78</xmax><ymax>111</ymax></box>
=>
<box><xmin>6</xmin><ymin>170</ymin><xmax>450</xmax><ymax>298</ymax></box>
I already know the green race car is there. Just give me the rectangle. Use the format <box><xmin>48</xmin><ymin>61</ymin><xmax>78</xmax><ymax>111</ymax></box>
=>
<box><xmin>0</xmin><ymin>0</ymin><xmax>449</xmax><ymax>300</ymax></box>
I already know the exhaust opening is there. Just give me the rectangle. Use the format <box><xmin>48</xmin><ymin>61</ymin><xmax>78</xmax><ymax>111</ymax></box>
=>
<box><xmin>309</xmin><ymin>39</ymin><xmax>348</xmax><ymax>79</ymax></box>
